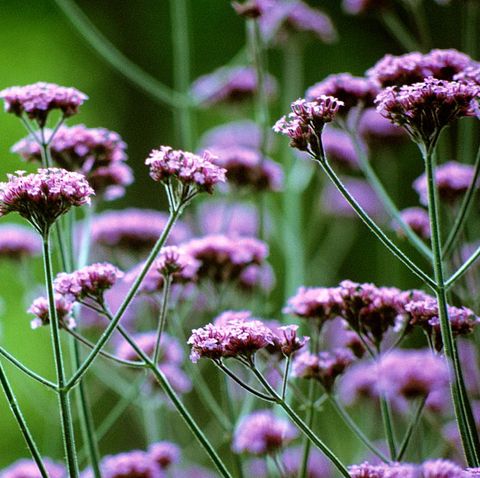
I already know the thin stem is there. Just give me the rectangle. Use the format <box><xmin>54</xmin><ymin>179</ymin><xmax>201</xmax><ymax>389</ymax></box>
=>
<box><xmin>328</xmin><ymin>395</ymin><xmax>390</xmax><ymax>463</ymax></box>
<box><xmin>42</xmin><ymin>235</ymin><xmax>79</xmax><ymax>477</ymax></box>
<box><xmin>442</xmin><ymin>144</ymin><xmax>480</xmax><ymax>258</ymax></box>
<box><xmin>281</xmin><ymin>356</ymin><xmax>291</xmax><ymax>401</ymax></box>
<box><xmin>447</xmin><ymin>245</ymin><xmax>480</xmax><ymax>288</ymax></box>
<box><xmin>380</xmin><ymin>395</ymin><xmax>397</xmax><ymax>459</ymax></box>
<box><xmin>464</xmin><ymin>0</ymin><xmax>479</xmax><ymax>57</ymax></box>
<box><xmin>380</xmin><ymin>11</ymin><xmax>421</xmax><ymax>52</ymax></box>
<box><xmin>396</xmin><ymin>396</ymin><xmax>427</xmax><ymax>461</ymax></box>
<box><xmin>313</xmin><ymin>153</ymin><xmax>436</xmax><ymax>289</ymax></box>
<box><xmin>153</xmin><ymin>275</ymin><xmax>172</xmax><ymax>365</ymax></box>
<box><xmin>422</xmin><ymin>145</ymin><xmax>480</xmax><ymax>466</ymax></box>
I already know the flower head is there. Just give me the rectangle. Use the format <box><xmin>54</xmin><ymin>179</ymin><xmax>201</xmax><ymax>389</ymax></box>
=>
<box><xmin>394</xmin><ymin>207</ymin><xmax>430</xmax><ymax>240</ymax></box>
<box><xmin>0</xmin><ymin>224</ymin><xmax>42</xmax><ymax>260</ymax></box>
<box><xmin>275</xmin><ymin>325</ymin><xmax>309</xmax><ymax>357</ymax></box>
<box><xmin>343</xmin><ymin>0</ymin><xmax>390</xmax><ymax>15</ymax></box>
<box><xmin>232</xmin><ymin>410</ymin><xmax>298</xmax><ymax>455</ymax></box>
<box><xmin>322</xmin><ymin>127</ymin><xmax>359</xmax><ymax>171</ymax></box>
<box><xmin>0</xmin><ymin>168</ymin><xmax>94</xmax><ymax>234</ymax></box>
<box><xmin>0</xmin><ymin>458</ymin><xmax>66</xmax><ymax>478</ymax></box>
<box><xmin>422</xmin><ymin>460</ymin><xmax>467</xmax><ymax>478</ymax></box>
<box><xmin>28</xmin><ymin>294</ymin><xmax>75</xmax><ymax>330</ymax></box>
<box><xmin>358</xmin><ymin>108</ymin><xmax>407</xmax><ymax>146</ymax></box>
<box><xmin>200</xmin><ymin>120</ymin><xmax>263</xmax><ymax>151</ymax></box>
<box><xmin>0</xmin><ymin>82</ymin><xmax>87</xmax><ymax>126</ymax></box>
<box><xmin>93</xmin><ymin>451</ymin><xmax>163</xmax><ymax>478</ymax></box>
<box><xmin>148</xmin><ymin>441</ymin><xmax>181</xmax><ymax>470</ymax></box>
<box><xmin>349</xmin><ymin>462</ymin><xmax>386</xmax><ymax>478</ymax></box>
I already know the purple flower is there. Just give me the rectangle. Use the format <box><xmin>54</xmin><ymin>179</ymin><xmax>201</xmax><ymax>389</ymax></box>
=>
<box><xmin>28</xmin><ymin>294</ymin><xmax>75</xmax><ymax>330</ymax></box>
<box><xmin>0</xmin><ymin>458</ymin><xmax>66</xmax><ymax>478</ymax></box>
<box><xmin>0</xmin><ymin>82</ymin><xmax>87</xmax><ymax>126</ymax></box>
<box><xmin>91</xmin><ymin>208</ymin><xmax>191</xmax><ymax>252</ymax></box>
<box><xmin>191</xmin><ymin>66</ymin><xmax>277</xmax><ymax>106</ymax></box>
<box><xmin>274</xmin><ymin>97</ymin><xmax>343</xmax><ymax>156</ymax></box>
<box><xmin>322</xmin><ymin>127</ymin><xmax>359</xmax><ymax>171</ymax></box>
<box><xmin>375</xmin><ymin>77</ymin><xmax>480</xmax><ymax>147</ymax></box>
<box><xmin>187</xmin><ymin>323</ymin><xmax>229</xmax><ymax>363</ymax></box>
<box><xmin>413</xmin><ymin>161</ymin><xmax>476</xmax><ymax>205</ymax></box>
<box><xmin>394</xmin><ymin>207</ymin><xmax>430</xmax><ymax>240</ymax></box>
<box><xmin>306</xmin><ymin>73</ymin><xmax>379</xmax><ymax>113</ymax></box>
<box><xmin>422</xmin><ymin>460</ymin><xmax>467</xmax><ymax>478</ymax></box>
<box><xmin>0</xmin><ymin>168</ymin><xmax>94</xmax><ymax>234</ymax></box>
<box><xmin>54</xmin><ymin>262</ymin><xmax>122</xmax><ymax>302</ymax></box>
<box><xmin>343</xmin><ymin>0</ymin><xmax>390</xmax><ymax>15</ymax></box>
<box><xmin>92</xmin><ymin>451</ymin><xmax>163</xmax><ymax>478</ymax></box>
<box><xmin>200</xmin><ymin>120</ymin><xmax>263</xmax><ymax>151</ymax></box>
<box><xmin>455</xmin><ymin>65</ymin><xmax>480</xmax><ymax>86</ymax></box>
<box><xmin>358</xmin><ymin>108</ymin><xmax>407</xmax><ymax>146</ymax></box>
<box><xmin>238</xmin><ymin>263</ymin><xmax>275</xmax><ymax>293</ymax></box>
<box><xmin>339</xmin><ymin>361</ymin><xmax>379</xmax><ymax>405</ymax></box>
<box><xmin>282</xmin><ymin>446</ymin><xmax>332</xmax><ymax>478</ymax></box>
<box><xmin>349</xmin><ymin>462</ymin><xmax>386</xmax><ymax>478</ymax></box>
<box><xmin>232</xmin><ymin>410</ymin><xmax>298</xmax><ymax>455</ymax></box>
<box><xmin>276</xmin><ymin>325</ymin><xmax>309</xmax><ymax>357</ymax></box>
<box><xmin>0</xmin><ymin>224</ymin><xmax>42</xmax><ymax>260</ymax></box>
<box><xmin>423</xmin><ymin>49</ymin><xmax>474</xmax><ymax>81</ymax></box>
<box><xmin>87</xmin><ymin>162</ymin><xmax>133</xmax><ymax>200</ymax></box>
<box><xmin>146</xmin><ymin>147</ymin><xmax>226</xmax><ymax>195</ymax></box>
<box><xmin>154</xmin><ymin>245</ymin><xmax>200</xmax><ymax>278</ymax></box>
<box><xmin>148</xmin><ymin>442</ymin><xmax>181</xmax><ymax>470</ymax></box>
<box><xmin>383</xmin><ymin>463</ymin><xmax>420</xmax><ymax>478</ymax></box>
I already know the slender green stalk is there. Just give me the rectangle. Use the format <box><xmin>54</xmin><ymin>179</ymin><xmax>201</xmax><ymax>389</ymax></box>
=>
<box><xmin>464</xmin><ymin>0</ymin><xmax>479</xmax><ymax>57</ymax></box>
<box><xmin>422</xmin><ymin>145</ymin><xmax>480</xmax><ymax>466</ymax></box>
<box><xmin>442</xmin><ymin>144</ymin><xmax>480</xmax><ymax>258</ymax></box>
<box><xmin>42</xmin><ymin>235</ymin><xmax>79</xmax><ymax>477</ymax></box>
<box><xmin>153</xmin><ymin>275</ymin><xmax>172</xmax><ymax>365</ymax></box>
<box><xmin>0</xmin><ymin>361</ymin><xmax>49</xmax><ymax>477</ymax></box>
<box><xmin>328</xmin><ymin>395</ymin><xmax>390</xmax><ymax>463</ymax></box>
<box><xmin>380</xmin><ymin>395</ymin><xmax>397</xmax><ymax>459</ymax></box>
<box><xmin>281</xmin><ymin>356</ymin><xmax>291</xmax><ymax>401</ymax></box>
<box><xmin>405</xmin><ymin>0</ymin><xmax>431</xmax><ymax>51</ymax></box>
<box><xmin>396</xmin><ymin>396</ymin><xmax>427</xmax><ymax>461</ymax></box>
<box><xmin>380</xmin><ymin>11</ymin><xmax>421</xmax><ymax>51</ymax></box>
<box><xmin>447</xmin><ymin>244</ymin><xmax>480</xmax><ymax>288</ymax></box>
<box><xmin>52</xmin><ymin>0</ymin><xmax>191</xmax><ymax>109</ymax></box>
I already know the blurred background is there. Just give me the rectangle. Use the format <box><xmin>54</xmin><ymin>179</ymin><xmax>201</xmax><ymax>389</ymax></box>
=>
<box><xmin>0</xmin><ymin>0</ymin><xmax>477</xmax><ymax>471</ymax></box>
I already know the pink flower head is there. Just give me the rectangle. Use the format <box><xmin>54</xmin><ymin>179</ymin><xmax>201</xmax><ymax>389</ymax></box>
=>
<box><xmin>232</xmin><ymin>410</ymin><xmax>298</xmax><ymax>455</ymax></box>
<box><xmin>88</xmin><ymin>162</ymin><xmax>133</xmax><ymax>200</ymax></box>
<box><xmin>455</xmin><ymin>65</ymin><xmax>480</xmax><ymax>87</ymax></box>
<box><xmin>0</xmin><ymin>224</ymin><xmax>42</xmax><ymax>260</ymax></box>
<box><xmin>322</xmin><ymin>127</ymin><xmax>359</xmax><ymax>171</ymax></box>
<box><xmin>54</xmin><ymin>262</ymin><xmax>123</xmax><ymax>302</ymax></box>
<box><xmin>358</xmin><ymin>108</ymin><xmax>407</xmax><ymax>146</ymax></box>
<box><xmin>148</xmin><ymin>441</ymin><xmax>181</xmax><ymax>470</ymax></box>
<box><xmin>0</xmin><ymin>168</ymin><xmax>94</xmax><ymax>234</ymax></box>
<box><xmin>413</xmin><ymin>161</ymin><xmax>476</xmax><ymax>205</ymax></box>
<box><xmin>274</xmin><ymin>96</ymin><xmax>343</xmax><ymax>156</ymax></box>
<box><xmin>95</xmin><ymin>451</ymin><xmax>163</xmax><ymax>478</ymax></box>
<box><xmin>0</xmin><ymin>82</ymin><xmax>87</xmax><ymax>126</ymax></box>
<box><xmin>349</xmin><ymin>462</ymin><xmax>386</xmax><ymax>478</ymax></box>
<box><xmin>0</xmin><ymin>458</ymin><xmax>66</xmax><ymax>478</ymax></box>
<box><xmin>200</xmin><ymin>120</ymin><xmax>263</xmax><ymax>151</ymax></box>
<box><xmin>375</xmin><ymin>77</ymin><xmax>480</xmax><ymax>148</ymax></box>
<box><xmin>146</xmin><ymin>146</ymin><xmax>226</xmax><ymax>196</ymax></box>
<box><xmin>423</xmin><ymin>49</ymin><xmax>475</xmax><ymax>81</ymax></box>
<box><xmin>28</xmin><ymin>294</ymin><xmax>75</xmax><ymax>330</ymax></box>
<box><xmin>276</xmin><ymin>325</ymin><xmax>309</xmax><ymax>357</ymax></box>
<box><xmin>422</xmin><ymin>459</ymin><xmax>467</xmax><ymax>478</ymax></box>
<box><xmin>155</xmin><ymin>245</ymin><xmax>200</xmax><ymax>278</ymax></box>
<box><xmin>343</xmin><ymin>0</ymin><xmax>390</xmax><ymax>15</ymax></box>
<box><xmin>395</xmin><ymin>207</ymin><xmax>430</xmax><ymax>240</ymax></box>
<box><xmin>188</xmin><ymin>323</ymin><xmax>229</xmax><ymax>363</ymax></box>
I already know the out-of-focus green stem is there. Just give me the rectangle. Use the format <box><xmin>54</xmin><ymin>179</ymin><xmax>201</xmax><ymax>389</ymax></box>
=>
<box><xmin>380</xmin><ymin>11</ymin><xmax>420</xmax><ymax>52</ymax></box>
<box><xmin>153</xmin><ymin>275</ymin><xmax>172</xmax><ymax>365</ymax></box>
<box><xmin>396</xmin><ymin>396</ymin><xmax>427</xmax><ymax>461</ymax></box>
<box><xmin>380</xmin><ymin>395</ymin><xmax>397</xmax><ymax>459</ymax></box>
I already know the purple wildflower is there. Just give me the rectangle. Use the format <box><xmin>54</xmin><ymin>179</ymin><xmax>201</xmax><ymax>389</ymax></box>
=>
<box><xmin>422</xmin><ymin>460</ymin><xmax>467</xmax><ymax>478</ymax></box>
<box><xmin>0</xmin><ymin>82</ymin><xmax>87</xmax><ymax>126</ymax></box>
<box><xmin>146</xmin><ymin>146</ymin><xmax>226</xmax><ymax>195</ymax></box>
<box><xmin>394</xmin><ymin>207</ymin><xmax>430</xmax><ymax>240</ymax></box>
<box><xmin>339</xmin><ymin>361</ymin><xmax>379</xmax><ymax>405</ymax></box>
<box><xmin>200</xmin><ymin>120</ymin><xmax>263</xmax><ymax>151</ymax></box>
<box><xmin>155</xmin><ymin>245</ymin><xmax>199</xmax><ymax>278</ymax></box>
<box><xmin>191</xmin><ymin>66</ymin><xmax>277</xmax><ymax>106</ymax></box>
<box><xmin>423</xmin><ymin>49</ymin><xmax>475</xmax><ymax>81</ymax></box>
<box><xmin>0</xmin><ymin>458</ymin><xmax>66</xmax><ymax>478</ymax></box>
<box><xmin>148</xmin><ymin>442</ymin><xmax>181</xmax><ymax>470</ymax></box>
<box><xmin>282</xmin><ymin>446</ymin><xmax>332</xmax><ymax>478</ymax></box>
<box><xmin>232</xmin><ymin>410</ymin><xmax>298</xmax><ymax>455</ymax></box>
<box><xmin>358</xmin><ymin>108</ymin><xmax>407</xmax><ymax>146</ymax></box>
<box><xmin>375</xmin><ymin>77</ymin><xmax>480</xmax><ymax>147</ymax></box>
<box><xmin>274</xmin><ymin>97</ymin><xmax>343</xmax><ymax>156</ymax></box>
<box><xmin>232</xmin><ymin>0</ymin><xmax>263</xmax><ymax>18</ymax></box>
<box><xmin>187</xmin><ymin>323</ymin><xmax>229</xmax><ymax>363</ymax></box>
<box><xmin>28</xmin><ymin>294</ymin><xmax>75</xmax><ymax>330</ymax></box>
<box><xmin>306</xmin><ymin>73</ymin><xmax>379</xmax><ymax>113</ymax></box>
<box><xmin>0</xmin><ymin>168</ymin><xmax>94</xmax><ymax>234</ymax></box>
<box><xmin>349</xmin><ymin>462</ymin><xmax>386</xmax><ymax>478</ymax></box>
<box><xmin>93</xmin><ymin>451</ymin><xmax>163</xmax><ymax>478</ymax></box>
<box><xmin>276</xmin><ymin>325</ymin><xmax>309</xmax><ymax>357</ymax></box>
<box><xmin>0</xmin><ymin>224</ymin><xmax>42</xmax><ymax>259</ymax></box>
<box><xmin>413</xmin><ymin>161</ymin><xmax>475</xmax><ymax>205</ymax></box>
<box><xmin>87</xmin><ymin>162</ymin><xmax>133</xmax><ymax>200</ymax></box>
<box><xmin>322</xmin><ymin>127</ymin><xmax>359</xmax><ymax>171</ymax></box>
<box><xmin>343</xmin><ymin>0</ymin><xmax>390</xmax><ymax>15</ymax></box>
<box><xmin>238</xmin><ymin>263</ymin><xmax>276</xmax><ymax>293</ymax></box>
<box><xmin>455</xmin><ymin>65</ymin><xmax>480</xmax><ymax>86</ymax></box>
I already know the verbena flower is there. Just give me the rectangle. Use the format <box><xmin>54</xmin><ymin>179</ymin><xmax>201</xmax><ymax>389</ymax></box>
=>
<box><xmin>275</xmin><ymin>325</ymin><xmax>309</xmax><ymax>357</ymax></box>
<box><xmin>200</xmin><ymin>120</ymin><xmax>263</xmax><ymax>151</ymax></box>
<box><xmin>88</xmin><ymin>451</ymin><xmax>163</xmax><ymax>478</ymax></box>
<box><xmin>0</xmin><ymin>82</ymin><xmax>87</xmax><ymax>126</ymax></box>
<box><xmin>0</xmin><ymin>224</ymin><xmax>42</xmax><ymax>260</ymax></box>
<box><xmin>358</xmin><ymin>108</ymin><xmax>407</xmax><ymax>146</ymax></box>
<box><xmin>343</xmin><ymin>0</ymin><xmax>390</xmax><ymax>15</ymax></box>
<box><xmin>54</xmin><ymin>262</ymin><xmax>123</xmax><ymax>302</ymax></box>
<box><xmin>348</xmin><ymin>462</ymin><xmax>387</xmax><ymax>478</ymax></box>
<box><xmin>274</xmin><ymin>97</ymin><xmax>343</xmax><ymax>156</ymax></box>
<box><xmin>421</xmin><ymin>459</ymin><xmax>467</xmax><ymax>478</ymax></box>
<box><xmin>0</xmin><ymin>458</ymin><xmax>66</xmax><ymax>478</ymax></box>
<box><xmin>146</xmin><ymin>146</ymin><xmax>226</xmax><ymax>198</ymax></box>
<box><xmin>232</xmin><ymin>410</ymin><xmax>298</xmax><ymax>455</ymax></box>
<box><xmin>455</xmin><ymin>65</ymin><xmax>480</xmax><ymax>86</ymax></box>
<box><xmin>375</xmin><ymin>77</ymin><xmax>480</xmax><ymax>148</ymax></box>
<box><xmin>322</xmin><ymin>127</ymin><xmax>359</xmax><ymax>171</ymax></box>
<box><xmin>0</xmin><ymin>168</ymin><xmax>94</xmax><ymax>234</ymax></box>
<box><xmin>413</xmin><ymin>161</ymin><xmax>476</xmax><ymax>205</ymax></box>
<box><xmin>28</xmin><ymin>294</ymin><xmax>75</xmax><ymax>330</ymax></box>
<box><xmin>238</xmin><ymin>263</ymin><xmax>276</xmax><ymax>293</ymax></box>
<box><xmin>394</xmin><ymin>207</ymin><xmax>430</xmax><ymax>240</ymax></box>
<box><xmin>148</xmin><ymin>441</ymin><xmax>181</xmax><ymax>470</ymax></box>
<box><xmin>191</xmin><ymin>66</ymin><xmax>277</xmax><ymax>106</ymax></box>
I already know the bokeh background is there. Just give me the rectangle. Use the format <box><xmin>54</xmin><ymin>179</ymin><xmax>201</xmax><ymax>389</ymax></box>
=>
<box><xmin>0</xmin><ymin>0</ymin><xmax>477</xmax><ymax>471</ymax></box>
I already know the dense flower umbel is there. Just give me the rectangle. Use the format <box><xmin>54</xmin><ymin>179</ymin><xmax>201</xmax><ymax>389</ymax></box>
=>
<box><xmin>455</xmin><ymin>65</ymin><xmax>480</xmax><ymax>87</ymax></box>
<box><xmin>275</xmin><ymin>325</ymin><xmax>309</xmax><ymax>357</ymax></box>
<box><xmin>148</xmin><ymin>441</ymin><xmax>181</xmax><ymax>470</ymax></box>
<box><xmin>146</xmin><ymin>146</ymin><xmax>226</xmax><ymax>196</ymax></box>
<box><xmin>348</xmin><ymin>462</ymin><xmax>387</xmax><ymax>478</ymax></box>
<box><xmin>395</xmin><ymin>207</ymin><xmax>431</xmax><ymax>240</ymax></box>
<box><xmin>200</xmin><ymin>120</ymin><xmax>263</xmax><ymax>151</ymax></box>
<box><xmin>28</xmin><ymin>294</ymin><xmax>75</xmax><ymax>330</ymax></box>
<box><xmin>232</xmin><ymin>410</ymin><xmax>298</xmax><ymax>455</ymax></box>
<box><xmin>0</xmin><ymin>458</ymin><xmax>66</xmax><ymax>478</ymax></box>
<box><xmin>89</xmin><ymin>451</ymin><xmax>164</xmax><ymax>478</ymax></box>
<box><xmin>413</xmin><ymin>161</ymin><xmax>476</xmax><ymax>205</ymax></box>
<box><xmin>306</xmin><ymin>73</ymin><xmax>379</xmax><ymax>113</ymax></box>
<box><xmin>422</xmin><ymin>460</ymin><xmax>467</xmax><ymax>478</ymax></box>
<box><xmin>54</xmin><ymin>263</ymin><xmax>123</xmax><ymax>302</ymax></box>
<box><xmin>191</xmin><ymin>66</ymin><xmax>277</xmax><ymax>106</ymax></box>
<box><xmin>375</xmin><ymin>77</ymin><xmax>480</xmax><ymax>148</ymax></box>
<box><xmin>0</xmin><ymin>168</ymin><xmax>94</xmax><ymax>234</ymax></box>
<box><xmin>358</xmin><ymin>108</ymin><xmax>407</xmax><ymax>146</ymax></box>
<box><xmin>0</xmin><ymin>224</ymin><xmax>42</xmax><ymax>259</ymax></box>
<box><xmin>274</xmin><ymin>97</ymin><xmax>343</xmax><ymax>156</ymax></box>
<box><xmin>0</xmin><ymin>82</ymin><xmax>87</xmax><ymax>126</ymax></box>
<box><xmin>154</xmin><ymin>245</ymin><xmax>199</xmax><ymax>278</ymax></box>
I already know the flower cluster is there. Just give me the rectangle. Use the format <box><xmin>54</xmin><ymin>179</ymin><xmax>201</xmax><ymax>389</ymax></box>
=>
<box><xmin>358</xmin><ymin>107</ymin><xmax>407</xmax><ymax>146</ymax></box>
<box><xmin>0</xmin><ymin>458</ymin><xmax>66</xmax><ymax>478</ymax></box>
<box><xmin>28</xmin><ymin>294</ymin><xmax>75</xmax><ymax>330</ymax></box>
<box><xmin>0</xmin><ymin>168</ymin><xmax>94</xmax><ymax>234</ymax></box>
<box><xmin>343</xmin><ymin>0</ymin><xmax>389</xmax><ymax>15</ymax></box>
<box><xmin>0</xmin><ymin>82</ymin><xmax>87</xmax><ymax>126</ymax></box>
<box><xmin>0</xmin><ymin>224</ymin><xmax>42</xmax><ymax>260</ymax></box>
<box><xmin>395</xmin><ymin>207</ymin><xmax>431</xmax><ymax>240</ymax></box>
<box><xmin>322</xmin><ymin>127</ymin><xmax>359</xmax><ymax>171</ymax></box>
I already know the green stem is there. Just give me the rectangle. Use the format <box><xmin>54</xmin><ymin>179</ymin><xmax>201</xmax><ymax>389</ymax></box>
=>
<box><xmin>380</xmin><ymin>395</ymin><xmax>397</xmax><ymax>459</ymax></box>
<box><xmin>153</xmin><ymin>275</ymin><xmax>172</xmax><ymax>365</ymax></box>
<box><xmin>328</xmin><ymin>395</ymin><xmax>390</xmax><ymax>463</ymax></box>
<box><xmin>447</xmin><ymin>245</ymin><xmax>480</xmax><ymax>288</ymax></box>
<box><xmin>422</xmin><ymin>145</ymin><xmax>480</xmax><ymax>467</ymax></box>
<box><xmin>42</xmin><ymin>235</ymin><xmax>79</xmax><ymax>477</ymax></box>
<box><xmin>464</xmin><ymin>0</ymin><xmax>479</xmax><ymax>57</ymax></box>
<box><xmin>0</xmin><ymin>361</ymin><xmax>49</xmax><ymax>477</ymax></box>
<box><xmin>396</xmin><ymin>395</ymin><xmax>427</xmax><ymax>461</ymax></box>
<box><xmin>281</xmin><ymin>356</ymin><xmax>291</xmax><ymax>401</ymax></box>
<box><xmin>380</xmin><ymin>11</ymin><xmax>421</xmax><ymax>52</ymax></box>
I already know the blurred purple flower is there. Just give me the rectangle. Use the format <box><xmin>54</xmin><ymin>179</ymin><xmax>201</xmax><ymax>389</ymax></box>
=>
<box><xmin>322</xmin><ymin>127</ymin><xmax>359</xmax><ymax>171</ymax></box>
<box><xmin>358</xmin><ymin>108</ymin><xmax>407</xmax><ymax>146</ymax></box>
<box><xmin>0</xmin><ymin>224</ymin><xmax>41</xmax><ymax>260</ymax></box>
<box><xmin>394</xmin><ymin>207</ymin><xmax>430</xmax><ymax>240</ymax></box>
<box><xmin>0</xmin><ymin>458</ymin><xmax>66</xmax><ymax>478</ymax></box>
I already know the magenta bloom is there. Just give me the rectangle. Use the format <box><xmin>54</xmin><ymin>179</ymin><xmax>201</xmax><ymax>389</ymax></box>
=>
<box><xmin>92</xmin><ymin>451</ymin><xmax>163</xmax><ymax>478</ymax></box>
<box><xmin>322</xmin><ymin>127</ymin><xmax>359</xmax><ymax>171</ymax></box>
<box><xmin>191</xmin><ymin>66</ymin><xmax>277</xmax><ymax>106</ymax></box>
<box><xmin>395</xmin><ymin>207</ymin><xmax>430</xmax><ymax>240</ymax></box>
<box><xmin>232</xmin><ymin>410</ymin><xmax>298</xmax><ymax>455</ymax></box>
<box><xmin>343</xmin><ymin>0</ymin><xmax>390</xmax><ymax>15</ymax></box>
<box><xmin>54</xmin><ymin>262</ymin><xmax>122</xmax><ymax>302</ymax></box>
<box><xmin>148</xmin><ymin>441</ymin><xmax>181</xmax><ymax>470</ymax></box>
<box><xmin>358</xmin><ymin>108</ymin><xmax>407</xmax><ymax>146</ymax></box>
<box><xmin>413</xmin><ymin>161</ymin><xmax>475</xmax><ymax>205</ymax></box>
<box><xmin>154</xmin><ymin>245</ymin><xmax>199</xmax><ymax>278</ymax></box>
<box><xmin>0</xmin><ymin>82</ymin><xmax>87</xmax><ymax>126</ymax></box>
<box><xmin>0</xmin><ymin>168</ymin><xmax>94</xmax><ymax>234</ymax></box>
<box><xmin>375</xmin><ymin>77</ymin><xmax>480</xmax><ymax>147</ymax></box>
<box><xmin>0</xmin><ymin>458</ymin><xmax>66</xmax><ymax>478</ymax></box>
<box><xmin>0</xmin><ymin>224</ymin><xmax>42</xmax><ymax>260</ymax></box>
<box><xmin>422</xmin><ymin>460</ymin><xmax>467</xmax><ymax>478</ymax></box>
<box><xmin>200</xmin><ymin>120</ymin><xmax>263</xmax><ymax>151</ymax></box>
<box><xmin>146</xmin><ymin>146</ymin><xmax>226</xmax><ymax>195</ymax></box>
<box><xmin>455</xmin><ymin>65</ymin><xmax>480</xmax><ymax>86</ymax></box>
<box><xmin>28</xmin><ymin>294</ymin><xmax>75</xmax><ymax>330</ymax></box>
<box><xmin>349</xmin><ymin>462</ymin><xmax>387</xmax><ymax>478</ymax></box>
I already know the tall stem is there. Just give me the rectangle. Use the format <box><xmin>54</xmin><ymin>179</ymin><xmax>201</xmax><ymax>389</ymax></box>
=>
<box><xmin>380</xmin><ymin>395</ymin><xmax>397</xmax><ymax>459</ymax></box>
<box><xmin>153</xmin><ymin>275</ymin><xmax>172</xmax><ymax>365</ymax></box>
<box><xmin>42</xmin><ymin>235</ymin><xmax>79</xmax><ymax>477</ymax></box>
<box><xmin>422</xmin><ymin>145</ymin><xmax>480</xmax><ymax>466</ymax></box>
<box><xmin>0</xmin><ymin>361</ymin><xmax>49</xmax><ymax>477</ymax></box>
